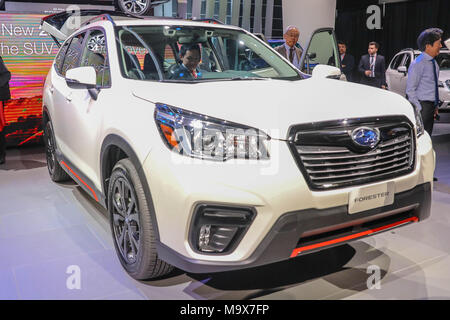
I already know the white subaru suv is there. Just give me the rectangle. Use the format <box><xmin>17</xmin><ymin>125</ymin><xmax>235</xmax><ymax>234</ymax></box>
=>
<box><xmin>386</xmin><ymin>48</ymin><xmax>450</xmax><ymax>110</ymax></box>
<box><xmin>41</xmin><ymin>10</ymin><xmax>435</xmax><ymax>280</ymax></box>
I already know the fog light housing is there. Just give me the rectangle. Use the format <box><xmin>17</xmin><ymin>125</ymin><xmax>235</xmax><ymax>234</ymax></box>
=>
<box><xmin>190</xmin><ymin>205</ymin><xmax>256</xmax><ymax>254</ymax></box>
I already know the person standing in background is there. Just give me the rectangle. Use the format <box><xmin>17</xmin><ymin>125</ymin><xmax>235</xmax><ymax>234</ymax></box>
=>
<box><xmin>274</xmin><ymin>26</ymin><xmax>303</xmax><ymax>69</ymax></box>
<box><xmin>0</xmin><ymin>55</ymin><xmax>11</xmax><ymax>165</ymax></box>
<box><xmin>358</xmin><ymin>41</ymin><xmax>387</xmax><ymax>89</ymax></box>
<box><xmin>406</xmin><ymin>28</ymin><xmax>443</xmax><ymax>136</ymax></box>
<box><xmin>337</xmin><ymin>40</ymin><xmax>355</xmax><ymax>82</ymax></box>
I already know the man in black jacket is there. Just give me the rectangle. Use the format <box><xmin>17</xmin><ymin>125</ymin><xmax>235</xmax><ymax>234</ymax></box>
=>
<box><xmin>358</xmin><ymin>41</ymin><xmax>387</xmax><ymax>89</ymax></box>
<box><xmin>337</xmin><ymin>40</ymin><xmax>355</xmax><ymax>82</ymax></box>
<box><xmin>0</xmin><ymin>55</ymin><xmax>11</xmax><ymax>165</ymax></box>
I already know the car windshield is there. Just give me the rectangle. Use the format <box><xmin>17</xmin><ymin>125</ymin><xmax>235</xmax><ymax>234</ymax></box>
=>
<box><xmin>116</xmin><ymin>25</ymin><xmax>302</xmax><ymax>82</ymax></box>
<box><xmin>437</xmin><ymin>52</ymin><xmax>450</xmax><ymax>70</ymax></box>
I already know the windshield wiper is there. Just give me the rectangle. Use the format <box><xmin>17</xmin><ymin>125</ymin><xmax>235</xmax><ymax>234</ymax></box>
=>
<box><xmin>161</xmin><ymin>77</ymin><xmax>269</xmax><ymax>83</ymax></box>
<box><xmin>229</xmin><ymin>77</ymin><xmax>267</xmax><ymax>80</ymax></box>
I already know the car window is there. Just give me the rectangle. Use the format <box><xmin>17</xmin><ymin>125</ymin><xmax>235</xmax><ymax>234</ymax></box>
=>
<box><xmin>390</xmin><ymin>54</ymin><xmax>404</xmax><ymax>70</ymax></box>
<box><xmin>116</xmin><ymin>25</ymin><xmax>301</xmax><ymax>82</ymax></box>
<box><xmin>268</xmin><ymin>40</ymin><xmax>302</xmax><ymax>50</ymax></box>
<box><xmin>403</xmin><ymin>54</ymin><xmax>412</xmax><ymax>69</ymax></box>
<box><xmin>302</xmin><ymin>29</ymin><xmax>339</xmax><ymax>74</ymax></box>
<box><xmin>61</xmin><ymin>32</ymin><xmax>86</xmax><ymax>77</ymax></box>
<box><xmin>164</xmin><ymin>44</ymin><xmax>177</xmax><ymax>66</ymax></box>
<box><xmin>54</xmin><ymin>40</ymin><xmax>71</xmax><ymax>75</ymax></box>
<box><xmin>80</xmin><ymin>29</ymin><xmax>111</xmax><ymax>87</ymax></box>
<box><xmin>212</xmin><ymin>37</ymin><xmax>270</xmax><ymax>72</ymax></box>
<box><xmin>437</xmin><ymin>52</ymin><xmax>450</xmax><ymax>70</ymax></box>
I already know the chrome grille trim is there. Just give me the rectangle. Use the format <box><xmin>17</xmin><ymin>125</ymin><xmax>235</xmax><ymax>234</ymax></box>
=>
<box><xmin>310</xmin><ymin>160</ymin><xmax>410</xmax><ymax>181</ymax></box>
<box><xmin>288</xmin><ymin>116</ymin><xmax>416</xmax><ymax>190</ymax></box>
<box><xmin>306</xmin><ymin>154</ymin><xmax>410</xmax><ymax>174</ymax></box>
<box><xmin>303</xmin><ymin>152</ymin><xmax>410</xmax><ymax>167</ymax></box>
<box><xmin>298</xmin><ymin>141</ymin><xmax>410</xmax><ymax>161</ymax></box>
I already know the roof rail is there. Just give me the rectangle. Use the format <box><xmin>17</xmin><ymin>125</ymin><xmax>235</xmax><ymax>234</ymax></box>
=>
<box><xmin>401</xmin><ymin>48</ymin><xmax>417</xmax><ymax>52</ymax></box>
<box><xmin>80</xmin><ymin>10</ymin><xmax>144</xmax><ymax>28</ymax></box>
<box><xmin>191</xmin><ymin>18</ymin><xmax>224</xmax><ymax>25</ymax></box>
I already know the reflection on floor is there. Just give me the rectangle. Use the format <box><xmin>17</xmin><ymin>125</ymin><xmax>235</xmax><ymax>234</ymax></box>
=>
<box><xmin>1</xmin><ymin>115</ymin><xmax>450</xmax><ymax>300</ymax></box>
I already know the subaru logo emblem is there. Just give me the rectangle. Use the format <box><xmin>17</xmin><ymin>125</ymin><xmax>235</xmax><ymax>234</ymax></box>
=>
<box><xmin>351</xmin><ymin>127</ymin><xmax>380</xmax><ymax>148</ymax></box>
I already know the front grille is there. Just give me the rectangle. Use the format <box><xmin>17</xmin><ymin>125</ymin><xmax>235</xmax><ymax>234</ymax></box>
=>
<box><xmin>288</xmin><ymin>116</ymin><xmax>416</xmax><ymax>190</ymax></box>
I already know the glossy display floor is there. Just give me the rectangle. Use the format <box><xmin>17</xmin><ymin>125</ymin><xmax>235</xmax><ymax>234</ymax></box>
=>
<box><xmin>1</xmin><ymin>115</ymin><xmax>450</xmax><ymax>300</ymax></box>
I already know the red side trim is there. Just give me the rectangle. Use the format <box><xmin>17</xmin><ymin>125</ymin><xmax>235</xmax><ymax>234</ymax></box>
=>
<box><xmin>290</xmin><ymin>216</ymin><xmax>419</xmax><ymax>258</ymax></box>
<box><xmin>60</xmin><ymin>161</ymin><xmax>99</xmax><ymax>202</ymax></box>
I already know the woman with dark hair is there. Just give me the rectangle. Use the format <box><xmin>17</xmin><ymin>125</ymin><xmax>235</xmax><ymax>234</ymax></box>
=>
<box><xmin>169</xmin><ymin>43</ymin><xmax>202</xmax><ymax>80</ymax></box>
<box><xmin>0</xmin><ymin>55</ymin><xmax>11</xmax><ymax>165</ymax></box>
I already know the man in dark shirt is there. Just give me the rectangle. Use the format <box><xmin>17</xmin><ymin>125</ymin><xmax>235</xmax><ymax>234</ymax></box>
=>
<box><xmin>358</xmin><ymin>41</ymin><xmax>387</xmax><ymax>89</ymax></box>
<box><xmin>337</xmin><ymin>40</ymin><xmax>355</xmax><ymax>82</ymax></box>
<box><xmin>169</xmin><ymin>44</ymin><xmax>202</xmax><ymax>80</ymax></box>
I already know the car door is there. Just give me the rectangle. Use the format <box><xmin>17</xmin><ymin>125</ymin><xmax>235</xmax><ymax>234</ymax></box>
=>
<box><xmin>299</xmin><ymin>28</ymin><xmax>341</xmax><ymax>77</ymax></box>
<box><xmin>62</xmin><ymin>28</ymin><xmax>112</xmax><ymax>186</ymax></box>
<box><xmin>50</xmin><ymin>31</ymin><xmax>87</xmax><ymax>156</ymax></box>
<box><xmin>48</xmin><ymin>38</ymin><xmax>70</xmax><ymax>154</ymax></box>
<box><xmin>386</xmin><ymin>53</ymin><xmax>405</xmax><ymax>95</ymax></box>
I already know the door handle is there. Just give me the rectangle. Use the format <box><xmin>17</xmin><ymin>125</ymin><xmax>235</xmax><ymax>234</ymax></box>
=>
<box><xmin>49</xmin><ymin>86</ymin><xmax>54</xmax><ymax>94</ymax></box>
<box><xmin>65</xmin><ymin>94</ymin><xmax>72</xmax><ymax>102</ymax></box>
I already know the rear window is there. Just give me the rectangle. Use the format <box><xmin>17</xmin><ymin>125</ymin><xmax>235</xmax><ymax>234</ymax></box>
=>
<box><xmin>61</xmin><ymin>32</ymin><xmax>86</xmax><ymax>77</ymax></box>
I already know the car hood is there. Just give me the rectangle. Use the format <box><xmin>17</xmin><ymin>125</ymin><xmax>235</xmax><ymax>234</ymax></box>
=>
<box><xmin>132</xmin><ymin>78</ymin><xmax>416</xmax><ymax>140</ymax></box>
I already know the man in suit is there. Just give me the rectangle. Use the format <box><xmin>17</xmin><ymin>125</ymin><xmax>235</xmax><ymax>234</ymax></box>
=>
<box><xmin>274</xmin><ymin>26</ymin><xmax>303</xmax><ymax>70</ymax></box>
<box><xmin>169</xmin><ymin>44</ymin><xmax>203</xmax><ymax>80</ymax></box>
<box><xmin>358</xmin><ymin>41</ymin><xmax>387</xmax><ymax>89</ymax></box>
<box><xmin>337</xmin><ymin>40</ymin><xmax>355</xmax><ymax>82</ymax></box>
<box><xmin>0</xmin><ymin>55</ymin><xmax>11</xmax><ymax>165</ymax></box>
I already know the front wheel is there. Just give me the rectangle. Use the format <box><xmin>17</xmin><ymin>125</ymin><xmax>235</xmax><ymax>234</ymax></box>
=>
<box><xmin>43</xmin><ymin>120</ymin><xmax>70</xmax><ymax>182</ymax></box>
<box><xmin>108</xmin><ymin>158</ymin><xmax>174</xmax><ymax>279</ymax></box>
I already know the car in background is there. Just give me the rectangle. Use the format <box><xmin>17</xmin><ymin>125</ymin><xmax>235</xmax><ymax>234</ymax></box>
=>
<box><xmin>2</xmin><ymin>0</ymin><xmax>169</xmax><ymax>16</ymax></box>
<box><xmin>386</xmin><ymin>48</ymin><xmax>450</xmax><ymax>110</ymax></box>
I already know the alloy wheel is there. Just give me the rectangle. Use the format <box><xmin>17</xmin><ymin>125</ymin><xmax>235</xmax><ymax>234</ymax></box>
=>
<box><xmin>111</xmin><ymin>177</ymin><xmax>141</xmax><ymax>264</ymax></box>
<box><xmin>119</xmin><ymin>0</ymin><xmax>150</xmax><ymax>15</ymax></box>
<box><xmin>45</xmin><ymin>122</ymin><xmax>56</xmax><ymax>175</ymax></box>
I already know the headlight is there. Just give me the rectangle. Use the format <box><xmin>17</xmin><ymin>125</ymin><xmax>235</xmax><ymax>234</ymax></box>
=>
<box><xmin>411</xmin><ymin>103</ymin><xmax>424</xmax><ymax>137</ymax></box>
<box><xmin>154</xmin><ymin>103</ymin><xmax>270</xmax><ymax>161</ymax></box>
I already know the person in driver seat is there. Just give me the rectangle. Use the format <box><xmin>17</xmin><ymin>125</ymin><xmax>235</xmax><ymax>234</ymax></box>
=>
<box><xmin>169</xmin><ymin>44</ymin><xmax>202</xmax><ymax>80</ymax></box>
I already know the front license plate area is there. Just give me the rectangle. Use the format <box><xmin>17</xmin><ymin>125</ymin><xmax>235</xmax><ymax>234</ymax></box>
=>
<box><xmin>348</xmin><ymin>182</ymin><xmax>395</xmax><ymax>214</ymax></box>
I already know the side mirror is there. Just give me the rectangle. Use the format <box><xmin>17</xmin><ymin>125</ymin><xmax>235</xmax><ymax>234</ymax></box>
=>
<box><xmin>307</xmin><ymin>52</ymin><xmax>317</xmax><ymax>60</ymax></box>
<box><xmin>397</xmin><ymin>66</ymin><xmax>407</xmax><ymax>74</ymax></box>
<box><xmin>66</xmin><ymin>66</ymin><xmax>97</xmax><ymax>89</ymax></box>
<box><xmin>312</xmin><ymin>64</ymin><xmax>342</xmax><ymax>79</ymax></box>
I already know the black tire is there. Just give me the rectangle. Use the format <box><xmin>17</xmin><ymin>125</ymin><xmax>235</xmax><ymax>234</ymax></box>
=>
<box><xmin>116</xmin><ymin>0</ymin><xmax>153</xmax><ymax>16</ymax></box>
<box><xmin>44</xmin><ymin>120</ymin><xmax>70</xmax><ymax>182</ymax></box>
<box><xmin>108</xmin><ymin>158</ymin><xmax>174</xmax><ymax>279</ymax></box>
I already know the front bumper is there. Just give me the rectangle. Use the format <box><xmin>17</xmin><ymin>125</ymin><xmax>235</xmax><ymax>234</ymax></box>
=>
<box><xmin>156</xmin><ymin>182</ymin><xmax>431</xmax><ymax>273</ymax></box>
<box><xmin>143</xmin><ymin>132</ymin><xmax>434</xmax><ymax>273</ymax></box>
